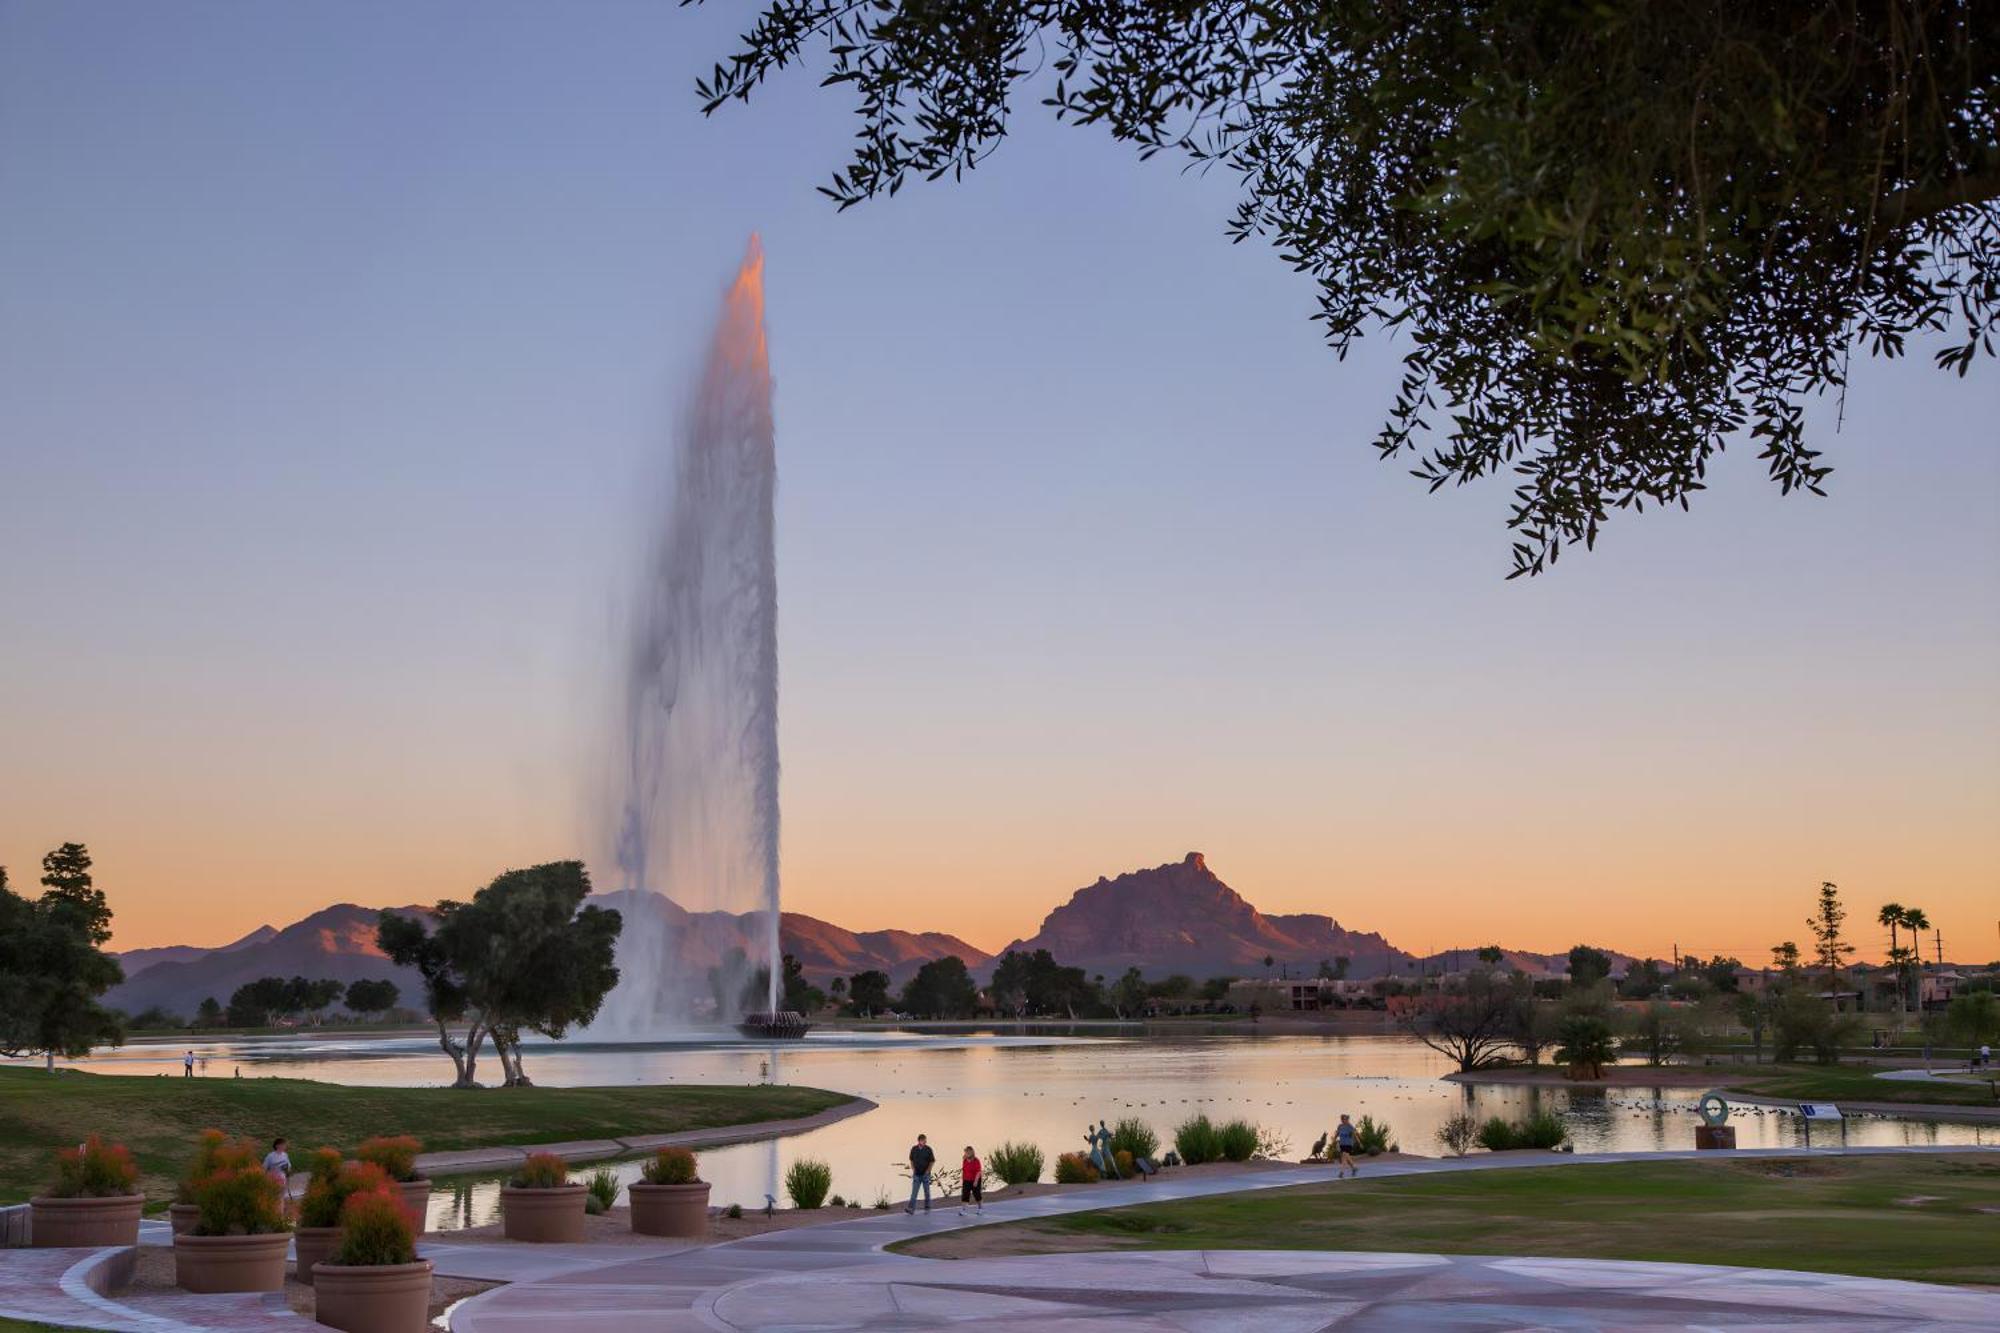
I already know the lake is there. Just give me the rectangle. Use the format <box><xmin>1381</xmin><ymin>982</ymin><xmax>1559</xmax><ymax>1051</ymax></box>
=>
<box><xmin>39</xmin><ymin>1028</ymin><xmax>1994</xmax><ymax>1230</ymax></box>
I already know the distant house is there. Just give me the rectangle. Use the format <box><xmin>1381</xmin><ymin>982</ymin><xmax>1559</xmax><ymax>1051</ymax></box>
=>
<box><xmin>1226</xmin><ymin>978</ymin><xmax>1372</xmax><ymax>1012</ymax></box>
<box><xmin>1920</xmin><ymin>971</ymin><xmax>1964</xmax><ymax>1010</ymax></box>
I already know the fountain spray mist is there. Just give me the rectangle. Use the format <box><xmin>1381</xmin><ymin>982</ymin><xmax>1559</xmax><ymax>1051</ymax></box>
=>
<box><xmin>594</xmin><ymin>238</ymin><xmax>779</xmax><ymax>1035</ymax></box>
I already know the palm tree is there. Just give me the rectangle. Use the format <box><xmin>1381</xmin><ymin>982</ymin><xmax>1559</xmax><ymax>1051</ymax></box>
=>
<box><xmin>1901</xmin><ymin>907</ymin><xmax>1931</xmax><ymax>1007</ymax></box>
<box><xmin>1878</xmin><ymin>903</ymin><xmax>1905</xmax><ymax>1009</ymax></box>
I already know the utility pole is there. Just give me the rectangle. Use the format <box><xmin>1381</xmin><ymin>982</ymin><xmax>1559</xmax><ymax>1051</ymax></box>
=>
<box><xmin>1935</xmin><ymin>928</ymin><xmax>1943</xmax><ymax>966</ymax></box>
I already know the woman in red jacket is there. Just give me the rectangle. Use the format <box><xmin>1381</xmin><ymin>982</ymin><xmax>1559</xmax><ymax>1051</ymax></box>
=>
<box><xmin>959</xmin><ymin>1146</ymin><xmax>983</xmax><ymax>1215</ymax></box>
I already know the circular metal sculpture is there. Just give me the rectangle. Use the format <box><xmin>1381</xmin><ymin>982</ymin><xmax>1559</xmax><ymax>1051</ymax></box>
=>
<box><xmin>1698</xmin><ymin>1093</ymin><xmax>1731</xmax><ymax>1127</ymax></box>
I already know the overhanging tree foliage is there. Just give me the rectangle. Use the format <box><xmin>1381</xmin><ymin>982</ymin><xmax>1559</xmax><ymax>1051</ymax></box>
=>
<box><xmin>0</xmin><ymin>846</ymin><xmax>125</xmax><ymax>1069</ymax></box>
<box><xmin>689</xmin><ymin>0</ymin><xmax>1999</xmax><ymax>574</ymax></box>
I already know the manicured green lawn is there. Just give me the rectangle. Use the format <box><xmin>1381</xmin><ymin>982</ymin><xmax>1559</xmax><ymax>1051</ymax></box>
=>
<box><xmin>0</xmin><ymin>1066</ymin><xmax>849</xmax><ymax>1206</ymax></box>
<box><xmin>897</xmin><ymin>1155</ymin><xmax>2000</xmax><ymax>1285</ymax></box>
<box><xmin>0</xmin><ymin>1321</ymin><xmax>88</xmax><ymax>1332</ymax></box>
<box><xmin>1727</xmin><ymin>1063</ymin><xmax>1999</xmax><ymax>1108</ymax></box>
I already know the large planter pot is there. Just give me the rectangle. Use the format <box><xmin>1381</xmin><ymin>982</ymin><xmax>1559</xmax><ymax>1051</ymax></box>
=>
<box><xmin>29</xmin><ymin>1194</ymin><xmax>143</xmax><ymax>1248</ymax></box>
<box><xmin>173</xmin><ymin>1231</ymin><xmax>292</xmax><ymax>1293</ymax></box>
<box><xmin>312</xmin><ymin>1259</ymin><xmax>434</xmax><ymax>1333</ymax></box>
<box><xmin>293</xmin><ymin>1225</ymin><xmax>342</xmax><ymax>1285</ymax></box>
<box><xmin>500</xmin><ymin>1185</ymin><xmax>587</xmax><ymax>1243</ymax></box>
<box><xmin>392</xmin><ymin>1178</ymin><xmax>432</xmax><ymax>1233</ymax></box>
<box><xmin>628</xmin><ymin>1181</ymin><xmax>710</xmax><ymax>1238</ymax></box>
<box><xmin>169</xmin><ymin>1202</ymin><xmax>200</xmax><ymax>1235</ymax></box>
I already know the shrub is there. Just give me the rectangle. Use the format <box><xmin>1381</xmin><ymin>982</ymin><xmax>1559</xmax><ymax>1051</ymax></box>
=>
<box><xmin>828</xmin><ymin>1194</ymin><xmax>846</xmax><ymax>1208</ymax></box>
<box><xmin>49</xmin><ymin>1134</ymin><xmax>139</xmax><ymax>1199</ymax></box>
<box><xmin>1435</xmin><ymin>1113</ymin><xmax>1479</xmax><ymax>1158</ymax></box>
<box><xmin>1353</xmin><ymin>1115</ymin><xmax>1398</xmax><ymax>1155</ymax></box>
<box><xmin>785</xmin><ymin>1158</ymin><xmax>833</xmax><ymax>1209</ymax></box>
<box><xmin>871</xmin><ymin>1191</ymin><xmax>892</xmax><ymax>1210</ymax></box>
<box><xmin>1173</xmin><ymin>1114</ymin><xmax>1221</xmax><ymax>1165</ymax></box>
<box><xmin>725</xmin><ymin>1203</ymin><xmax>744</xmax><ymax>1219</ymax></box>
<box><xmin>510</xmin><ymin>1153</ymin><xmax>569</xmax><ymax>1189</ymax></box>
<box><xmin>1216</xmin><ymin>1119</ymin><xmax>1259</xmax><ymax>1163</ymax></box>
<box><xmin>1476</xmin><ymin>1116</ymin><xmax>1520</xmax><ymax>1151</ymax></box>
<box><xmin>1107</xmin><ymin>1118</ymin><xmax>1158</xmax><ymax>1160</ymax></box>
<box><xmin>1114</xmin><ymin>1149</ymin><xmax>1136</xmax><ymax>1177</ymax></box>
<box><xmin>987</xmin><ymin>1142</ymin><xmax>1044</xmax><ymax>1185</ymax></box>
<box><xmin>298</xmin><ymin>1159</ymin><xmax>392</xmax><ymax>1229</ymax></box>
<box><xmin>355</xmin><ymin>1135</ymin><xmax>422</xmax><ymax>1183</ymax></box>
<box><xmin>194</xmin><ymin>1164</ymin><xmax>290</xmax><ymax>1236</ymax></box>
<box><xmin>641</xmin><ymin>1147</ymin><xmax>700</xmax><ymax>1185</ymax></box>
<box><xmin>1053</xmin><ymin>1152</ymin><xmax>1100</xmax><ymax>1184</ymax></box>
<box><xmin>1256</xmin><ymin>1125</ymin><xmax>1293</xmax><ymax>1160</ymax></box>
<box><xmin>585</xmin><ymin>1168</ymin><xmax>620</xmax><ymax>1214</ymax></box>
<box><xmin>177</xmin><ymin>1129</ymin><xmax>257</xmax><ymax>1205</ymax></box>
<box><xmin>1477</xmin><ymin>1111</ymin><xmax>1567</xmax><ymax>1151</ymax></box>
<box><xmin>330</xmin><ymin>1187</ymin><xmax>416</xmax><ymax>1267</ymax></box>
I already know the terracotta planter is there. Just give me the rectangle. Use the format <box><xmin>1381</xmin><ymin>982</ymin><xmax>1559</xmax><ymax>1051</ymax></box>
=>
<box><xmin>312</xmin><ymin>1258</ymin><xmax>434</xmax><ymax>1333</ymax></box>
<box><xmin>500</xmin><ymin>1184</ymin><xmax>587</xmax><ymax>1243</ymax></box>
<box><xmin>628</xmin><ymin>1181</ymin><xmax>709</xmax><ymax>1238</ymax></box>
<box><xmin>173</xmin><ymin>1231</ymin><xmax>292</xmax><ymax>1292</ymax></box>
<box><xmin>392</xmin><ymin>1177</ymin><xmax>432</xmax><ymax>1233</ymax></box>
<box><xmin>293</xmin><ymin>1225</ymin><xmax>341</xmax><ymax>1284</ymax></box>
<box><xmin>29</xmin><ymin>1194</ymin><xmax>143</xmax><ymax>1248</ymax></box>
<box><xmin>169</xmin><ymin>1202</ymin><xmax>200</xmax><ymax>1235</ymax></box>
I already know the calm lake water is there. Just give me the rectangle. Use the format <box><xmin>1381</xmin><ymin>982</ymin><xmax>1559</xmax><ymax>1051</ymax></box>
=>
<box><xmin>37</xmin><ymin>1028</ymin><xmax>1994</xmax><ymax>1230</ymax></box>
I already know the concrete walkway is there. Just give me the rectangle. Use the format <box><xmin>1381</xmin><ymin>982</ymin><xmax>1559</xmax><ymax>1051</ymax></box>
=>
<box><xmin>446</xmin><ymin>1144</ymin><xmax>2000</xmax><ymax>1331</ymax></box>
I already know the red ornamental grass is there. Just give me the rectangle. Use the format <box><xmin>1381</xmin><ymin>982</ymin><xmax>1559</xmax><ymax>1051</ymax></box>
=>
<box><xmin>510</xmin><ymin>1152</ymin><xmax>569</xmax><ymax>1189</ymax></box>
<box><xmin>354</xmin><ymin>1134</ymin><xmax>422</xmax><ymax>1183</ymax></box>
<box><xmin>193</xmin><ymin>1164</ymin><xmax>289</xmax><ymax>1236</ymax></box>
<box><xmin>52</xmin><ymin>1134</ymin><xmax>139</xmax><ymax>1198</ymax></box>
<box><xmin>641</xmin><ymin>1147</ymin><xmax>699</xmax><ymax>1185</ymax></box>
<box><xmin>330</xmin><ymin>1186</ymin><xmax>417</xmax><ymax>1267</ymax></box>
<box><xmin>177</xmin><ymin>1130</ymin><xmax>260</xmax><ymax>1204</ymax></box>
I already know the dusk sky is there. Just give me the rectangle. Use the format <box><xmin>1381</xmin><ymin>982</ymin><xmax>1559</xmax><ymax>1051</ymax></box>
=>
<box><xmin>2</xmin><ymin>2</ymin><xmax>1995</xmax><ymax>964</ymax></box>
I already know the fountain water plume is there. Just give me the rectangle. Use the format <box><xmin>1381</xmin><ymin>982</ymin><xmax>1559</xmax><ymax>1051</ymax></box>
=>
<box><xmin>594</xmin><ymin>238</ymin><xmax>780</xmax><ymax>1035</ymax></box>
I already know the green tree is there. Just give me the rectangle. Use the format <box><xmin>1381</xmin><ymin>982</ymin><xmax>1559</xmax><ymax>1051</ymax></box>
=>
<box><xmin>1401</xmin><ymin>970</ymin><xmax>1520</xmax><ymax>1073</ymax></box>
<box><xmin>691</xmin><ymin>1</ymin><xmax>2000</xmax><ymax>577</ymax></box>
<box><xmin>1901</xmin><ymin>906</ymin><xmax>1933</xmax><ymax>968</ymax></box>
<box><xmin>1771</xmin><ymin>987</ymin><xmax>1859</xmax><ymax>1064</ymax></box>
<box><xmin>1198</xmin><ymin>976</ymin><xmax>1237</xmax><ymax>1006</ymax></box>
<box><xmin>898</xmin><ymin>956</ymin><xmax>979</xmax><ymax>1018</ymax></box>
<box><xmin>1148</xmin><ymin>974</ymin><xmax>1196</xmax><ymax>1006</ymax></box>
<box><xmin>195</xmin><ymin>996</ymin><xmax>224</xmax><ymax>1028</ymax></box>
<box><xmin>1619</xmin><ymin>959</ymin><xmax>1668</xmax><ymax>1000</ymax></box>
<box><xmin>1624</xmin><ymin>1002</ymin><xmax>1683</xmax><ymax>1067</ymax></box>
<box><xmin>226</xmin><ymin>976</ymin><xmax>291</xmax><ymax>1027</ymax></box>
<box><xmin>378</xmin><ymin>860</ymin><xmax>622</xmax><ymax>1088</ymax></box>
<box><xmin>780</xmin><ymin>954</ymin><xmax>826</xmax><ymax>1013</ymax></box>
<box><xmin>1555</xmin><ymin>1014</ymin><xmax>1618</xmax><ymax>1080</ymax></box>
<box><xmin>344</xmin><ymin>978</ymin><xmax>400</xmax><ymax>1018</ymax></box>
<box><xmin>1770</xmin><ymin>940</ymin><xmax>1803</xmax><ymax>982</ymax></box>
<box><xmin>1110</xmin><ymin>966</ymin><xmax>1149</xmax><ymax>1018</ymax></box>
<box><xmin>1566</xmin><ymin>946</ymin><xmax>1612</xmax><ymax>988</ymax></box>
<box><xmin>1946</xmin><ymin>991</ymin><xmax>1999</xmax><ymax>1046</ymax></box>
<box><xmin>1476</xmin><ymin>945</ymin><xmax>1505</xmax><ymax>968</ymax></box>
<box><xmin>0</xmin><ymin>847</ymin><xmax>124</xmax><ymax>1069</ymax></box>
<box><xmin>1807</xmin><ymin>882</ymin><xmax>1856</xmax><ymax>983</ymax></box>
<box><xmin>1878</xmin><ymin>902</ymin><xmax>1907</xmax><ymax>1007</ymax></box>
<box><xmin>846</xmin><ymin>969</ymin><xmax>891</xmax><ymax>1016</ymax></box>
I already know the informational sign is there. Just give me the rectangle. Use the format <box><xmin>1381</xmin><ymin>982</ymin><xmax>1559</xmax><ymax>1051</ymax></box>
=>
<box><xmin>1798</xmin><ymin>1103</ymin><xmax>1843</xmax><ymax>1120</ymax></box>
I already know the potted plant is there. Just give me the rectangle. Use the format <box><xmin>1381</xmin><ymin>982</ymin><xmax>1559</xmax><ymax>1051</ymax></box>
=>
<box><xmin>354</xmin><ymin>1135</ymin><xmax>430</xmax><ymax>1232</ymax></box>
<box><xmin>173</xmin><ymin>1162</ymin><xmax>292</xmax><ymax>1292</ymax></box>
<box><xmin>500</xmin><ymin>1152</ymin><xmax>586</xmax><ymax>1243</ymax></box>
<box><xmin>171</xmin><ymin>1129</ymin><xmax>243</xmax><ymax>1235</ymax></box>
<box><xmin>294</xmin><ymin>1153</ymin><xmax>393</xmax><ymax>1286</ymax></box>
<box><xmin>311</xmin><ymin>1183</ymin><xmax>434</xmax><ymax>1333</ymax></box>
<box><xmin>628</xmin><ymin>1147</ymin><xmax>709</xmax><ymax>1238</ymax></box>
<box><xmin>30</xmin><ymin>1134</ymin><xmax>143</xmax><ymax>1248</ymax></box>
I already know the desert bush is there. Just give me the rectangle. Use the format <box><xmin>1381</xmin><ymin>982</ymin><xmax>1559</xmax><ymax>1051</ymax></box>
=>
<box><xmin>299</xmin><ymin>1159</ymin><xmax>392</xmax><ymax>1228</ymax></box>
<box><xmin>1477</xmin><ymin>1111</ymin><xmax>1567</xmax><ymax>1151</ymax></box>
<box><xmin>177</xmin><ymin>1129</ymin><xmax>257</xmax><ymax>1205</ymax></box>
<box><xmin>1114</xmin><ymin>1149</ymin><xmax>1136</xmax><ymax>1177</ymax></box>
<box><xmin>585</xmin><ymin>1167</ymin><xmax>620</xmax><ymax>1214</ymax></box>
<box><xmin>641</xmin><ymin>1147</ymin><xmax>700</xmax><ymax>1185</ymax></box>
<box><xmin>786</xmin><ymin>1158</ymin><xmax>833</xmax><ymax>1208</ymax></box>
<box><xmin>1476</xmin><ymin>1116</ymin><xmax>1520</xmax><ymax>1150</ymax></box>
<box><xmin>987</xmin><ymin>1141</ymin><xmax>1044</xmax><ymax>1185</ymax></box>
<box><xmin>510</xmin><ymin>1153</ymin><xmax>569</xmax><ymax>1189</ymax></box>
<box><xmin>725</xmin><ymin>1203</ymin><xmax>744</xmax><ymax>1219</ymax></box>
<box><xmin>1256</xmin><ymin>1125</ymin><xmax>1292</xmax><ymax>1160</ymax></box>
<box><xmin>330</xmin><ymin>1187</ymin><xmax>416</xmax><ymax>1267</ymax></box>
<box><xmin>1216</xmin><ymin>1119</ymin><xmax>1259</xmax><ymax>1162</ymax></box>
<box><xmin>1173</xmin><ymin>1114</ymin><xmax>1221</xmax><ymax>1165</ymax></box>
<box><xmin>1353</xmin><ymin>1115</ymin><xmax>1397</xmax><ymax>1156</ymax></box>
<box><xmin>828</xmin><ymin>1193</ymin><xmax>846</xmax><ymax>1208</ymax></box>
<box><xmin>194</xmin><ymin>1164</ymin><xmax>289</xmax><ymax>1235</ymax></box>
<box><xmin>1107</xmin><ymin>1118</ymin><xmax>1158</xmax><ymax>1160</ymax></box>
<box><xmin>1054</xmin><ymin>1152</ymin><xmax>1100</xmax><ymax>1184</ymax></box>
<box><xmin>49</xmin><ymin>1134</ymin><xmax>138</xmax><ymax>1198</ymax></box>
<box><xmin>355</xmin><ymin>1134</ymin><xmax>422</xmax><ymax>1182</ymax></box>
<box><xmin>1435</xmin><ymin>1113</ymin><xmax>1479</xmax><ymax>1158</ymax></box>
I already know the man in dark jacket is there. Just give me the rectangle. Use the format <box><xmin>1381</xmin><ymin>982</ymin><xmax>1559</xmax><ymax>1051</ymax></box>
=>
<box><xmin>905</xmin><ymin>1133</ymin><xmax>936</xmax><ymax>1214</ymax></box>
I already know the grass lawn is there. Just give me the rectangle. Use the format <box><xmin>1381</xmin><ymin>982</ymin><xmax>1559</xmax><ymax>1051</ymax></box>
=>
<box><xmin>0</xmin><ymin>1066</ymin><xmax>850</xmax><ymax>1207</ymax></box>
<box><xmin>0</xmin><ymin>1322</ymin><xmax>87</xmax><ymax>1332</ymax></box>
<box><xmin>896</xmin><ymin>1155</ymin><xmax>2000</xmax><ymax>1285</ymax></box>
<box><xmin>1726</xmin><ymin>1063</ymin><xmax>1999</xmax><ymax>1108</ymax></box>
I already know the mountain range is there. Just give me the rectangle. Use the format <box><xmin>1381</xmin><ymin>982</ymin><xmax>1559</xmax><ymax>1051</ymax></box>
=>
<box><xmin>107</xmin><ymin>852</ymin><xmax>1626</xmax><ymax>1018</ymax></box>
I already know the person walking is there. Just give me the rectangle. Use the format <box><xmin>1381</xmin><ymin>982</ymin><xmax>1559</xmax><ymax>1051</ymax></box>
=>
<box><xmin>183</xmin><ymin>1050</ymin><xmax>195</xmax><ymax>1078</ymax></box>
<box><xmin>959</xmin><ymin>1146</ymin><xmax>983</xmax><ymax>1215</ymax></box>
<box><xmin>905</xmin><ymin>1133</ymin><xmax>935</xmax><ymax>1214</ymax></box>
<box><xmin>1334</xmin><ymin>1114</ymin><xmax>1360</xmax><ymax>1178</ymax></box>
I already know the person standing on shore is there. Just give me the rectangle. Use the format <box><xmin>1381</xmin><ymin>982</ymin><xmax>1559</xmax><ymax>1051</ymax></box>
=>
<box><xmin>1334</xmin><ymin>1115</ymin><xmax>1359</xmax><ymax>1177</ymax></box>
<box><xmin>906</xmin><ymin>1134</ymin><xmax>935</xmax><ymax>1214</ymax></box>
<box><xmin>183</xmin><ymin>1050</ymin><xmax>195</xmax><ymax>1078</ymax></box>
<box><xmin>959</xmin><ymin>1146</ymin><xmax>983</xmax><ymax>1215</ymax></box>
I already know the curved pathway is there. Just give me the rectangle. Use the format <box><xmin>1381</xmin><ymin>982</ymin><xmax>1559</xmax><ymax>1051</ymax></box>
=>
<box><xmin>448</xmin><ymin>1144</ymin><xmax>2000</xmax><ymax>1331</ymax></box>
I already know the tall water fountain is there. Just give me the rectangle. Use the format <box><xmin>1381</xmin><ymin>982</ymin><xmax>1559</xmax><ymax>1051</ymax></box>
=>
<box><xmin>593</xmin><ymin>239</ymin><xmax>781</xmax><ymax>1037</ymax></box>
